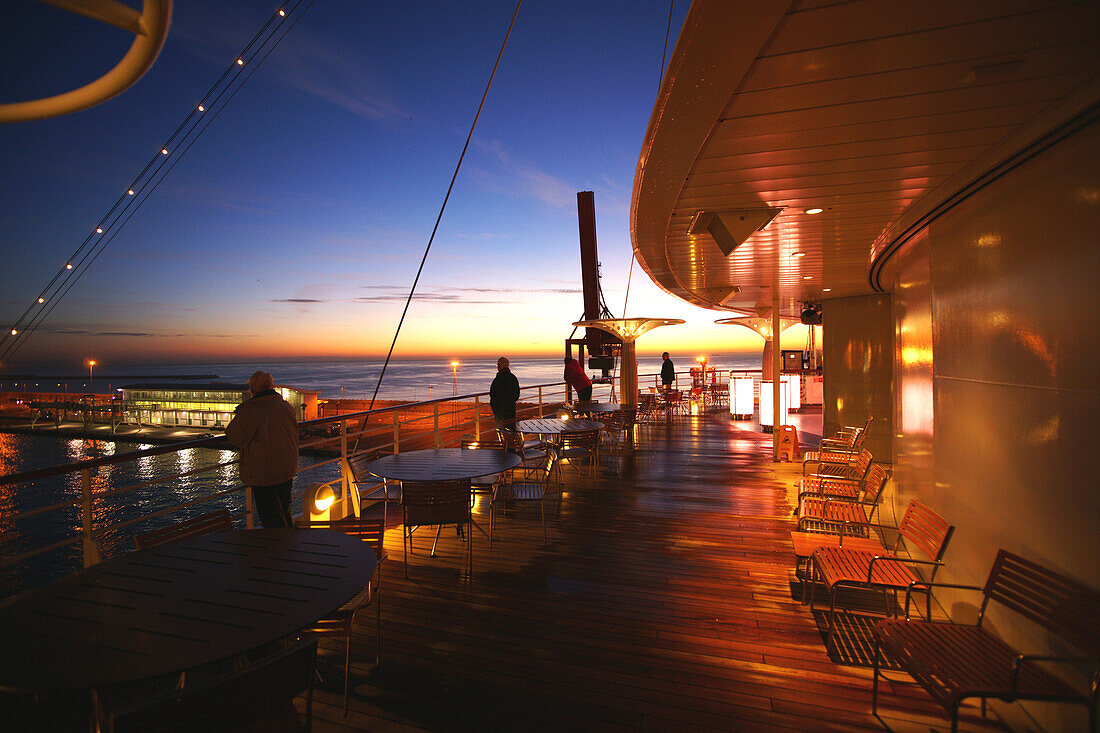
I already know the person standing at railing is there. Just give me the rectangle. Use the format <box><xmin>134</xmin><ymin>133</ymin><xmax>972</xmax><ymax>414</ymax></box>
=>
<box><xmin>564</xmin><ymin>356</ymin><xmax>592</xmax><ymax>402</ymax></box>
<box><xmin>225</xmin><ymin>371</ymin><xmax>299</xmax><ymax>528</ymax></box>
<box><xmin>490</xmin><ymin>356</ymin><xmax>520</xmax><ymax>430</ymax></box>
<box><xmin>661</xmin><ymin>352</ymin><xmax>676</xmax><ymax>389</ymax></box>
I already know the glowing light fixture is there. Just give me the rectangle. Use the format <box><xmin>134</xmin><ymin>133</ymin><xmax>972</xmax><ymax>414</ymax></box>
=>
<box><xmin>37</xmin><ymin>297</ymin><xmax>44</xmax><ymax>303</ymax></box>
<box><xmin>791</xmin><ymin>251</ymin><xmax>806</xmax><ymax>258</ymax></box>
<box><xmin>759</xmin><ymin>382</ymin><xmax>790</xmax><ymax>430</ymax></box>
<box><xmin>66</xmin><ymin>263</ymin><xmax>73</xmax><ymax>269</ymax></box>
<box><xmin>802</xmin><ymin>275</ymin><xmax>813</xmax><ymax>280</ymax></box>
<box><xmin>278</xmin><ymin>9</ymin><xmax>286</xmax><ymax>15</ymax></box>
<box><xmin>823</xmin><ymin>288</ymin><xmax>832</xmax><ymax>292</ymax></box>
<box><xmin>197</xmin><ymin>104</ymin><xmax>205</xmax><ymax>112</ymax></box>
<box><xmin>96</xmin><ymin>227</ymin><xmax>103</xmax><ymax>233</ymax></box>
<box><xmin>781</xmin><ymin>374</ymin><xmax>801</xmax><ymax>411</ymax></box>
<box><xmin>10</xmin><ymin>329</ymin><xmax>17</xmax><ymax>336</ymax></box>
<box><xmin>236</xmin><ymin>58</ymin><xmax>244</xmax><ymax>66</ymax></box>
<box><xmin>127</xmin><ymin>189</ymin><xmax>135</xmax><ymax>195</ymax></box>
<box><xmin>161</xmin><ymin>148</ymin><xmax>168</xmax><ymax>155</ymax></box>
<box><xmin>804</xmin><ymin>207</ymin><xmax>824</xmax><ymax>215</ymax></box>
<box><xmin>305</xmin><ymin>483</ymin><xmax>338</xmax><ymax>521</ymax></box>
<box><xmin>730</xmin><ymin>377</ymin><xmax>754</xmax><ymax>418</ymax></box>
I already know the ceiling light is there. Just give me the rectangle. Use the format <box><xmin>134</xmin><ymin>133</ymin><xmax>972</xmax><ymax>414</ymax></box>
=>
<box><xmin>804</xmin><ymin>207</ymin><xmax>823</xmax><ymax>215</ymax></box>
<box><xmin>802</xmin><ymin>275</ymin><xmax>813</xmax><ymax>280</ymax></box>
<box><xmin>823</xmin><ymin>288</ymin><xmax>832</xmax><ymax>292</ymax></box>
<box><xmin>791</xmin><ymin>251</ymin><xmax>806</xmax><ymax>258</ymax></box>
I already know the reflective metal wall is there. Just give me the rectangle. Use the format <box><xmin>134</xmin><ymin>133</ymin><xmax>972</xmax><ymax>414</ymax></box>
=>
<box><xmin>888</xmin><ymin>119</ymin><xmax>1100</xmax><ymax>730</ymax></box>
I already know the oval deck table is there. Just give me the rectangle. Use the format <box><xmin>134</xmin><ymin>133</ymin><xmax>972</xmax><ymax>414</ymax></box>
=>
<box><xmin>367</xmin><ymin>448</ymin><xmax>522</xmax><ymax>483</ymax></box>
<box><xmin>0</xmin><ymin>528</ymin><xmax>375</xmax><ymax>692</ymax></box>
<box><xmin>514</xmin><ymin>418</ymin><xmax>605</xmax><ymax>436</ymax></box>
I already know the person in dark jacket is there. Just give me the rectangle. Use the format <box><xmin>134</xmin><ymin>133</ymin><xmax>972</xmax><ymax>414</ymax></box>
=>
<box><xmin>661</xmin><ymin>352</ymin><xmax>676</xmax><ymax>388</ymax></box>
<box><xmin>490</xmin><ymin>356</ymin><xmax>520</xmax><ymax>430</ymax></box>
<box><xmin>225</xmin><ymin>371</ymin><xmax>299</xmax><ymax>528</ymax></box>
<box><xmin>564</xmin><ymin>357</ymin><xmax>593</xmax><ymax>402</ymax></box>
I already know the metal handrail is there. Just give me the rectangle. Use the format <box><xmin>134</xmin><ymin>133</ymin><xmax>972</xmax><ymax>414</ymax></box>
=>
<box><xmin>0</xmin><ymin>368</ymin><xmax>728</xmax><ymax>580</ymax></box>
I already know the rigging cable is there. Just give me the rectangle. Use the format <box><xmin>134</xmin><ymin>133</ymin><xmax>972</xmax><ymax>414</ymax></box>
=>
<box><xmin>355</xmin><ymin>0</ymin><xmax>523</xmax><ymax>449</ymax></box>
<box><xmin>622</xmin><ymin>0</ymin><xmax>675</xmax><ymax>320</ymax></box>
<box><xmin>0</xmin><ymin>0</ymin><xmax>317</xmax><ymax>363</ymax></box>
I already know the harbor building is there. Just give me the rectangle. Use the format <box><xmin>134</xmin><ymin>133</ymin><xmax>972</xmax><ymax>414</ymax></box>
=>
<box><xmin>119</xmin><ymin>383</ymin><xmax>319</xmax><ymax>428</ymax></box>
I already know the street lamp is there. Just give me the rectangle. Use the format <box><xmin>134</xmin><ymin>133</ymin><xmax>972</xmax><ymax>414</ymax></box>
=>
<box><xmin>87</xmin><ymin>359</ymin><xmax>96</xmax><ymax>393</ymax></box>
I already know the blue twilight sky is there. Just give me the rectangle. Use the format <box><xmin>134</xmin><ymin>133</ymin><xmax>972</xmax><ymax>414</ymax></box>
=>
<box><xmin>0</xmin><ymin>0</ymin><xmax>804</xmax><ymax>369</ymax></box>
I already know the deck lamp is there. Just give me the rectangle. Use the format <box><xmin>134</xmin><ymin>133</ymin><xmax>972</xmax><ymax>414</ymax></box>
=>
<box><xmin>759</xmin><ymin>382</ymin><xmax>790</xmax><ymax>432</ymax></box>
<box><xmin>306</xmin><ymin>483</ymin><xmax>337</xmax><ymax>522</ymax></box>
<box><xmin>730</xmin><ymin>377</ymin><xmax>754</xmax><ymax>418</ymax></box>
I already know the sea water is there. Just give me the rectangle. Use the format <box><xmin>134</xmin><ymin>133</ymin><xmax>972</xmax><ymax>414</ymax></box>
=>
<box><xmin>2</xmin><ymin>353</ymin><xmax>762</xmax><ymax>401</ymax></box>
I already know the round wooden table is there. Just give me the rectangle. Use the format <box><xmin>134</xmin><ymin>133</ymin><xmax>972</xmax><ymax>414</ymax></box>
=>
<box><xmin>514</xmin><ymin>418</ymin><xmax>604</xmax><ymax>435</ymax></box>
<box><xmin>0</xmin><ymin>528</ymin><xmax>376</xmax><ymax>691</ymax></box>
<box><xmin>367</xmin><ymin>448</ymin><xmax>521</xmax><ymax>482</ymax></box>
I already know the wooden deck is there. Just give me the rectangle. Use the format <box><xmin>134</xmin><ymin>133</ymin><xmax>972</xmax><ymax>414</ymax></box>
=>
<box><xmin>302</xmin><ymin>413</ymin><xmax>1004</xmax><ymax>732</ymax></box>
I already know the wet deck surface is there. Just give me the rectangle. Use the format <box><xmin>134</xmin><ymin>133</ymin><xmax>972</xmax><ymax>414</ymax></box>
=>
<box><xmin>302</xmin><ymin>412</ymin><xmax>1002</xmax><ymax>732</ymax></box>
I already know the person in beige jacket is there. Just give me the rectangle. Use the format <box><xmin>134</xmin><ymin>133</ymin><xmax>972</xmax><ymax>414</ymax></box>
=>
<box><xmin>225</xmin><ymin>371</ymin><xmax>299</xmax><ymax>527</ymax></box>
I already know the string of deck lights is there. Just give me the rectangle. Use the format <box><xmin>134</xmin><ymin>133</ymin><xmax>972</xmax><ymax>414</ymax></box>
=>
<box><xmin>0</xmin><ymin>2</ymin><xmax>316</xmax><ymax>364</ymax></box>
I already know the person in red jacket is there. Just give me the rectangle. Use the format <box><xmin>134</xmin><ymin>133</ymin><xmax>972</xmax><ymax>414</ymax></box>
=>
<box><xmin>564</xmin><ymin>357</ymin><xmax>593</xmax><ymax>402</ymax></box>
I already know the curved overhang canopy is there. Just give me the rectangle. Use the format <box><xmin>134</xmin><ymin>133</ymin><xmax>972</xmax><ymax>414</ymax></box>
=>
<box><xmin>631</xmin><ymin>0</ymin><xmax>1100</xmax><ymax>317</ymax></box>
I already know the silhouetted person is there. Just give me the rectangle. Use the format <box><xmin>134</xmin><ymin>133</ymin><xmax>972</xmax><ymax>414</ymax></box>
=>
<box><xmin>490</xmin><ymin>356</ymin><xmax>520</xmax><ymax>430</ymax></box>
<box><xmin>564</xmin><ymin>356</ymin><xmax>592</xmax><ymax>402</ymax></box>
<box><xmin>661</xmin><ymin>352</ymin><xmax>676</xmax><ymax>389</ymax></box>
<box><xmin>226</xmin><ymin>371</ymin><xmax>299</xmax><ymax>528</ymax></box>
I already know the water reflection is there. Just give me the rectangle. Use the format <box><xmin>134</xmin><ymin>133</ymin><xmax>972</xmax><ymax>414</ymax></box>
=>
<box><xmin>0</xmin><ymin>433</ymin><xmax>341</xmax><ymax>601</ymax></box>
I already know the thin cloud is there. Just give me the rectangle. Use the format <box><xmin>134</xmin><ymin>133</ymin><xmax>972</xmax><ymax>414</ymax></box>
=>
<box><xmin>272</xmin><ymin>298</ymin><xmax>326</xmax><ymax>303</ymax></box>
<box><xmin>474</xmin><ymin>139</ymin><xmax>576</xmax><ymax>207</ymax></box>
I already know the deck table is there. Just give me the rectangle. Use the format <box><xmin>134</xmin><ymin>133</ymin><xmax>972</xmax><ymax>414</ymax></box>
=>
<box><xmin>367</xmin><ymin>448</ymin><xmax>521</xmax><ymax>483</ymax></box>
<box><xmin>0</xmin><ymin>528</ymin><xmax>375</xmax><ymax>691</ymax></box>
<box><xmin>513</xmin><ymin>418</ymin><xmax>604</xmax><ymax>436</ymax></box>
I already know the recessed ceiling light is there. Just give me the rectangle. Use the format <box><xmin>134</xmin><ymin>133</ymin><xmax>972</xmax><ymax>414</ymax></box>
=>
<box><xmin>823</xmin><ymin>288</ymin><xmax>832</xmax><ymax>292</ymax></box>
<box><xmin>802</xmin><ymin>275</ymin><xmax>813</xmax><ymax>280</ymax></box>
<box><xmin>791</xmin><ymin>251</ymin><xmax>806</xmax><ymax>258</ymax></box>
<box><xmin>804</xmin><ymin>207</ymin><xmax>823</xmax><ymax>215</ymax></box>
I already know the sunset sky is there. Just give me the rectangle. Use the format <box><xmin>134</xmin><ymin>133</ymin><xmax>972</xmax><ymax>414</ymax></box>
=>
<box><xmin>0</xmin><ymin>1</ymin><xmax>809</xmax><ymax>368</ymax></box>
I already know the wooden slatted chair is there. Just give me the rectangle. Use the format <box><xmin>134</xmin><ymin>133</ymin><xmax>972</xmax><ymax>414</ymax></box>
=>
<box><xmin>134</xmin><ymin>509</ymin><xmax>233</xmax><ymax>550</ymax></box>
<box><xmin>797</xmin><ymin>463</ymin><xmax>890</xmax><ymax>535</ymax></box>
<box><xmin>805</xmin><ymin>448</ymin><xmax>873</xmax><ymax>483</ymax></box>
<box><xmin>490</xmin><ymin>447</ymin><xmax>557</xmax><ymax>547</ymax></box>
<box><xmin>297</xmin><ymin>498</ymin><xmax>385</xmax><ymax>716</ymax></box>
<box><xmin>105</xmin><ymin>638</ymin><xmax>317</xmax><ymax>733</ymax></box>
<box><xmin>401</xmin><ymin>480</ymin><xmax>473</xmax><ymax>579</ymax></box>
<box><xmin>802</xmin><ymin>417</ymin><xmax>872</xmax><ymax>475</ymax></box>
<box><xmin>872</xmin><ymin>550</ymin><xmax>1100</xmax><ymax>733</ymax></box>
<box><xmin>808</xmin><ymin>500</ymin><xmax>954</xmax><ymax>653</ymax></box>
<box><xmin>347</xmin><ymin>450</ymin><xmax>397</xmax><ymax>528</ymax></box>
<box><xmin>796</xmin><ymin>457</ymin><xmax>880</xmax><ymax>512</ymax></box>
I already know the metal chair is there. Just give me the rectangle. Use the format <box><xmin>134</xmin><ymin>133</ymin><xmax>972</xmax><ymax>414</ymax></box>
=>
<box><xmin>134</xmin><ymin>509</ymin><xmax>232</xmax><ymax>550</ymax></box>
<box><xmin>556</xmin><ymin>428</ymin><xmax>600</xmax><ymax>480</ymax></box>
<box><xmin>598</xmin><ymin>408</ymin><xmax>636</xmax><ymax>471</ymax></box>
<box><xmin>491</xmin><ymin>447</ymin><xmax>557</xmax><ymax>547</ymax></box>
<box><xmin>347</xmin><ymin>450</ymin><xmax>398</xmax><ymax>528</ymax></box>
<box><xmin>105</xmin><ymin>638</ymin><xmax>317</xmax><ymax>733</ymax></box>
<box><xmin>298</xmin><ymin>505</ymin><xmax>385</xmax><ymax>716</ymax></box>
<box><xmin>401</xmin><ymin>480</ymin><xmax>473</xmax><ymax>579</ymax></box>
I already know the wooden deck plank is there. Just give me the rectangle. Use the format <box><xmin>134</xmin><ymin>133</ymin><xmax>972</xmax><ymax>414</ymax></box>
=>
<box><xmin>294</xmin><ymin>413</ymin><xmax>1003</xmax><ymax>731</ymax></box>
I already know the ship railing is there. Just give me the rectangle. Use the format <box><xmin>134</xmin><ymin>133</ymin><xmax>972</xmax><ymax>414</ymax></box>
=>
<box><xmin>0</xmin><ymin>374</ymin><xmax>642</xmax><ymax>593</ymax></box>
